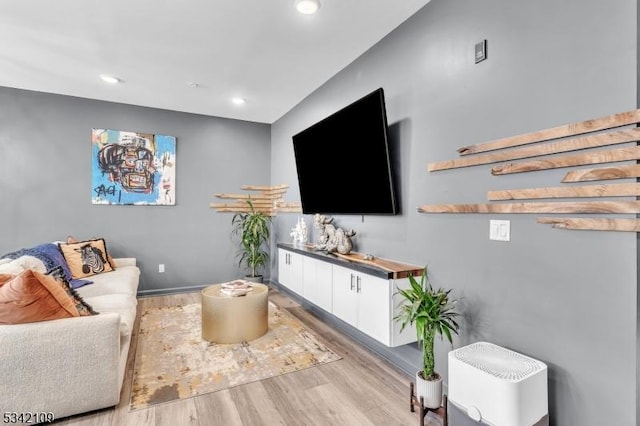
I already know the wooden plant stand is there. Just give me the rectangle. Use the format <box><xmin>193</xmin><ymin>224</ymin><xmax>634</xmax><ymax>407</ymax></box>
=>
<box><xmin>410</xmin><ymin>382</ymin><xmax>448</xmax><ymax>426</ymax></box>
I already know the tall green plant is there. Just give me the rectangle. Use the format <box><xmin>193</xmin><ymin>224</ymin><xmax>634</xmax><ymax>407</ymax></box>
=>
<box><xmin>231</xmin><ymin>200</ymin><xmax>271</xmax><ymax>278</ymax></box>
<box><xmin>394</xmin><ymin>267</ymin><xmax>460</xmax><ymax>381</ymax></box>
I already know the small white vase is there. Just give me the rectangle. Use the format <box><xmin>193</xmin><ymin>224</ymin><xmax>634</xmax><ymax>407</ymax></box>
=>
<box><xmin>415</xmin><ymin>371</ymin><xmax>443</xmax><ymax>409</ymax></box>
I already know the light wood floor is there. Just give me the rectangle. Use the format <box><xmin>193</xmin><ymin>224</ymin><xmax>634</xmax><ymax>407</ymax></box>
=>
<box><xmin>56</xmin><ymin>287</ymin><xmax>443</xmax><ymax>426</ymax></box>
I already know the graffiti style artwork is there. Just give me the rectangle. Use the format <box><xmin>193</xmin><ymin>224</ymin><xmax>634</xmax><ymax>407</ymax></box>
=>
<box><xmin>91</xmin><ymin>129</ymin><xmax>176</xmax><ymax>205</ymax></box>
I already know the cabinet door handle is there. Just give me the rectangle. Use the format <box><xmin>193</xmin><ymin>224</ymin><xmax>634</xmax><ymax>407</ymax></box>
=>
<box><xmin>350</xmin><ymin>273</ymin><xmax>355</xmax><ymax>291</ymax></box>
<box><xmin>356</xmin><ymin>276</ymin><xmax>361</xmax><ymax>293</ymax></box>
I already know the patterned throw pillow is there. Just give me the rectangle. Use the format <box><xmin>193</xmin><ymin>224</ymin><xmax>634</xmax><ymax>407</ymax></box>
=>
<box><xmin>0</xmin><ymin>268</ymin><xmax>97</xmax><ymax>324</ymax></box>
<box><xmin>66</xmin><ymin>235</ymin><xmax>116</xmax><ymax>268</ymax></box>
<box><xmin>58</xmin><ymin>238</ymin><xmax>115</xmax><ymax>279</ymax></box>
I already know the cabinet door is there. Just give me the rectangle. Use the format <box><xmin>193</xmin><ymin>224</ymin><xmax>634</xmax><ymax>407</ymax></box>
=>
<box><xmin>278</xmin><ymin>249</ymin><xmax>289</xmax><ymax>287</ymax></box>
<box><xmin>331</xmin><ymin>265</ymin><xmax>358</xmax><ymax>327</ymax></box>
<box><xmin>303</xmin><ymin>256</ymin><xmax>332</xmax><ymax>311</ymax></box>
<box><xmin>315</xmin><ymin>261</ymin><xmax>333</xmax><ymax>313</ymax></box>
<box><xmin>356</xmin><ymin>272</ymin><xmax>391</xmax><ymax>345</ymax></box>
<box><xmin>389</xmin><ymin>277</ymin><xmax>417</xmax><ymax>346</ymax></box>
<box><xmin>302</xmin><ymin>256</ymin><xmax>318</xmax><ymax>304</ymax></box>
<box><xmin>278</xmin><ymin>249</ymin><xmax>303</xmax><ymax>295</ymax></box>
<box><xmin>287</xmin><ymin>252</ymin><xmax>304</xmax><ymax>295</ymax></box>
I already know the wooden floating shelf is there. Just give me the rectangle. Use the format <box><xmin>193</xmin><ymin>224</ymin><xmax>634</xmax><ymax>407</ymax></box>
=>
<box><xmin>561</xmin><ymin>164</ymin><xmax>640</xmax><ymax>182</ymax></box>
<box><xmin>237</xmin><ymin>185</ymin><xmax>291</xmax><ymax>197</ymax></box>
<box><xmin>210</xmin><ymin>201</ymin><xmax>300</xmax><ymax>208</ymax></box>
<box><xmin>487</xmin><ymin>183</ymin><xmax>640</xmax><ymax>201</ymax></box>
<box><xmin>211</xmin><ymin>184</ymin><xmax>301</xmax><ymax>216</ymax></box>
<box><xmin>537</xmin><ymin>217</ymin><xmax>640</xmax><ymax>232</ymax></box>
<box><xmin>429</xmin><ymin>128</ymin><xmax>640</xmax><ymax>172</ymax></box>
<box><xmin>211</xmin><ymin>200</ymin><xmax>274</xmax><ymax>207</ymax></box>
<box><xmin>490</xmin><ymin>146</ymin><xmax>640</xmax><ymax>175</ymax></box>
<box><xmin>210</xmin><ymin>203</ymin><xmax>301</xmax><ymax>215</ymax></box>
<box><xmin>417</xmin><ymin>201</ymin><xmax>640</xmax><ymax>214</ymax></box>
<box><xmin>421</xmin><ymin>107</ymin><xmax>640</xmax><ymax>231</ymax></box>
<box><xmin>456</xmin><ymin>108</ymin><xmax>640</xmax><ymax>155</ymax></box>
<box><xmin>213</xmin><ymin>194</ymin><xmax>271</xmax><ymax>200</ymax></box>
<box><xmin>241</xmin><ymin>184</ymin><xmax>289</xmax><ymax>191</ymax></box>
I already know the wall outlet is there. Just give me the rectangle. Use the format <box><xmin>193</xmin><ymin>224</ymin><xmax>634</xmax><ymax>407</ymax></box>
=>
<box><xmin>489</xmin><ymin>220</ymin><xmax>510</xmax><ymax>241</ymax></box>
<box><xmin>158</xmin><ymin>264</ymin><xmax>165</xmax><ymax>273</ymax></box>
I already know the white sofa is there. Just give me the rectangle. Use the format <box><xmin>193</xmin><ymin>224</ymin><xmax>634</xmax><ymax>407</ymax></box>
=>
<box><xmin>0</xmin><ymin>258</ymin><xmax>140</xmax><ymax>421</ymax></box>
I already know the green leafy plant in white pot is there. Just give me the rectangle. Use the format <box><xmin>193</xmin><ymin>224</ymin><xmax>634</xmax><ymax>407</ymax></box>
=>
<box><xmin>231</xmin><ymin>200</ymin><xmax>271</xmax><ymax>283</ymax></box>
<box><xmin>395</xmin><ymin>266</ymin><xmax>460</xmax><ymax>409</ymax></box>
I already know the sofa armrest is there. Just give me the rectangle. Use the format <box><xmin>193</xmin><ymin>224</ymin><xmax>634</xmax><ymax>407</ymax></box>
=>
<box><xmin>113</xmin><ymin>257</ymin><xmax>136</xmax><ymax>268</ymax></box>
<box><xmin>0</xmin><ymin>313</ymin><xmax>122</xmax><ymax>420</ymax></box>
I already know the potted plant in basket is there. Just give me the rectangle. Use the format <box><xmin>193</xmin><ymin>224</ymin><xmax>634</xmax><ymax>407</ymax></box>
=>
<box><xmin>395</xmin><ymin>266</ymin><xmax>460</xmax><ymax>409</ymax></box>
<box><xmin>231</xmin><ymin>200</ymin><xmax>271</xmax><ymax>283</ymax></box>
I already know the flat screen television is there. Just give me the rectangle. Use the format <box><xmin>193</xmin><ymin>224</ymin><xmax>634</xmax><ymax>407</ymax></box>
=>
<box><xmin>292</xmin><ymin>88</ymin><xmax>398</xmax><ymax>215</ymax></box>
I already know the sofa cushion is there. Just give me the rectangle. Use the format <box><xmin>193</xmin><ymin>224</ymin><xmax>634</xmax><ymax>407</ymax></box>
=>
<box><xmin>76</xmin><ymin>264</ymin><xmax>140</xmax><ymax>299</ymax></box>
<box><xmin>58</xmin><ymin>238</ymin><xmax>114</xmax><ymax>279</ymax></box>
<box><xmin>84</xmin><ymin>294</ymin><xmax>137</xmax><ymax>337</ymax></box>
<box><xmin>0</xmin><ymin>268</ymin><xmax>96</xmax><ymax>324</ymax></box>
<box><xmin>112</xmin><ymin>258</ymin><xmax>136</xmax><ymax>268</ymax></box>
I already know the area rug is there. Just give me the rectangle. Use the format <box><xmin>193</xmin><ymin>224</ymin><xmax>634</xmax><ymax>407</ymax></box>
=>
<box><xmin>129</xmin><ymin>301</ymin><xmax>341</xmax><ymax>410</ymax></box>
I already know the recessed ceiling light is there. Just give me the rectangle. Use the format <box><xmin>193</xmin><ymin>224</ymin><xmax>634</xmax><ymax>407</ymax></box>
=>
<box><xmin>295</xmin><ymin>0</ymin><xmax>321</xmax><ymax>15</ymax></box>
<box><xmin>231</xmin><ymin>97</ymin><xmax>246</xmax><ymax>105</ymax></box>
<box><xmin>187</xmin><ymin>82</ymin><xmax>199</xmax><ymax>88</ymax></box>
<box><xmin>99</xmin><ymin>74</ymin><xmax>121</xmax><ymax>84</ymax></box>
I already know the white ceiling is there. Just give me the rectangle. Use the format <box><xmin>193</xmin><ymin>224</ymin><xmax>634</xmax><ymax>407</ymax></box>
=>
<box><xmin>0</xmin><ymin>0</ymin><xmax>430</xmax><ymax>124</ymax></box>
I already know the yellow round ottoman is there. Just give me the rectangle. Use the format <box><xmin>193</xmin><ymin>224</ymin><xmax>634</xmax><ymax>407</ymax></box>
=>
<box><xmin>201</xmin><ymin>282</ymin><xmax>268</xmax><ymax>343</ymax></box>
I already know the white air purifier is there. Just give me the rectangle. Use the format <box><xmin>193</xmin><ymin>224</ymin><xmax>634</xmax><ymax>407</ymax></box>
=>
<box><xmin>448</xmin><ymin>342</ymin><xmax>548</xmax><ymax>426</ymax></box>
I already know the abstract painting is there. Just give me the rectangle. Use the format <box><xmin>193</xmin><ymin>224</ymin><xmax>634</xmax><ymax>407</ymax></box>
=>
<box><xmin>91</xmin><ymin>129</ymin><xmax>176</xmax><ymax>205</ymax></box>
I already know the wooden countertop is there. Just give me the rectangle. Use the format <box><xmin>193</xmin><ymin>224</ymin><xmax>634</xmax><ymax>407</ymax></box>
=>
<box><xmin>277</xmin><ymin>243</ymin><xmax>423</xmax><ymax>280</ymax></box>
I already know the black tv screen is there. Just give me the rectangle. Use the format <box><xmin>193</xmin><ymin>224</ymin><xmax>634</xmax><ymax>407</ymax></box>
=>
<box><xmin>293</xmin><ymin>88</ymin><xmax>397</xmax><ymax>215</ymax></box>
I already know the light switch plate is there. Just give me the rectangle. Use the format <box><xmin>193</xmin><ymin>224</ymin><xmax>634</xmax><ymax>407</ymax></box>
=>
<box><xmin>490</xmin><ymin>219</ymin><xmax>510</xmax><ymax>241</ymax></box>
<box><xmin>475</xmin><ymin>39</ymin><xmax>487</xmax><ymax>63</ymax></box>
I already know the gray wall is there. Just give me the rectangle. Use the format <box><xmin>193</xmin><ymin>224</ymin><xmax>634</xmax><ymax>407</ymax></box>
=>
<box><xmin>271</xmin><ymin>1</ymin><xmax>637</xmax><ymax>425</ymax></box>
<box><xmin>0</xmin><ymin>87</ymin><xmax>271</xmax><ymax>294</ymax></box>
<box><xmin>1</xmin><ymin>0</ymin><xmax>638</xmax><ymax>424</ymax></box>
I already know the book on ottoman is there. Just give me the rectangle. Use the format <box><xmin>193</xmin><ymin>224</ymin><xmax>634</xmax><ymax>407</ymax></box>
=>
<box><xmin>221</xmin><ymin>280</ymin><xmax>253</xmax><ymax>297</ymax></box>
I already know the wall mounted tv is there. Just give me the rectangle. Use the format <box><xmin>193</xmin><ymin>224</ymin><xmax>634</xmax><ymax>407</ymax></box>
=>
<box><xmin>292</xmin><ymin>88</ymin><xmax>398</xmax><ymax>215</ymax></box>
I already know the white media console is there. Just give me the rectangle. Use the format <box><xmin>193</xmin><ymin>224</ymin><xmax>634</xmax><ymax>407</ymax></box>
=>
<box><xmin>277</xmin><ymin>243</ymin><xmax>423</xmax><ymax>347</ymax></box>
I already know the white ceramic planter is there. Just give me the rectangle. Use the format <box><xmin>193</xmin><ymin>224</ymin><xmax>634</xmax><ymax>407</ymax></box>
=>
<box><xmin>415</xmin><ymin>371</ymin><xmax>443</xmax><ymax>409</ymax></box>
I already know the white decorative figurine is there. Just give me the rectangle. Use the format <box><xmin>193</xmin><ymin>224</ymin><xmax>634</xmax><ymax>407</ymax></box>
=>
<box><xmin>290</xmin><ymin>217</ymin><xmax>308</xmax><ymax>246</ymax></box>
